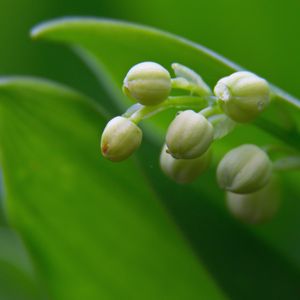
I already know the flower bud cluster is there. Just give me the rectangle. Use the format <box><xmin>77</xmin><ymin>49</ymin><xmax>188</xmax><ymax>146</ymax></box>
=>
<box><xmin>101</xmin><ymin>61</ymin><xmax>215</xmax><ymax>166</ymax></box>
<box><xmin>99</xmin><ymin>61</ymin><xmax>283</xmax><ymax>224</ymax></box>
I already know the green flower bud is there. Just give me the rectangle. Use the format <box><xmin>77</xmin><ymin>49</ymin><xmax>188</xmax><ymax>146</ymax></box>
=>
<box><xmin>214</xmin><ymin>71</ymin><xmax>270</xmax><ymax>123</ymax></box>
<box><xmin>166</xmin><ymin>110</ymin><xmax>214</xmax><ymax>159</ymax></box>
<box><xmin>160</xmin><ymin>145</ymin><xmax>211</xmax><ymax>184</ymax></box>
<box><xmin>101</xmin><ymin>116</ymin><xmax>142</xmax><ymax>162</ymax></box>
<box><xmin>226</xmin><ymin>177</ymin><xmax>280</xmax><ymax>224</ymax></box>
<box><xmin>123</xmin><ymin>62</ymin><xmax>171</xmax><ymax>106</ymax></box>
<box><xmin>217</xmin><ymin>144</ymin><xmax>272</xmax><ymax>194</ymax></box>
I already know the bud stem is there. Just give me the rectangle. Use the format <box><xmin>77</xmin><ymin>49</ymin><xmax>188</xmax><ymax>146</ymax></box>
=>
<box><xmin>262</xmin><ymin>144</ymin><xmax>298</xmax><ymax>155</ymax></box>
<box><xmin>273</xmin><ymin>156</ymin><xmax>300</xmax><ymax>171</ymax></box>
<box><xmin>126</xmin><ymin>95</ymin><xmax>213</xmax><ymax>123</ymax></box>
<box><xmin>171</xmin><ymin>78</ymin><xmax>211</xmax><ymax>96</ymax></box>
<box><xmin>171</xmin><ymin>63</ymin><xmax>212</xmax><ymax>96</ymax></box>
<box><xmin>199</xmin><ymin>105</ymin><xmax>221</xmax><ymax>118</ymax></box>
<box><xmin>261</xmin><ymin>145</ymin><xmax>300</xmax><ymax>171</ymax></box>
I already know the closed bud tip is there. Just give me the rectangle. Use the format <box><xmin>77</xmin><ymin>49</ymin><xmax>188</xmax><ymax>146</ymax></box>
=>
<box><xmin>217</xmin><ymin>144</ymin><xmax>272</xmax><ymax>194</ymax></box>
<box><xmin>166</xmin><ymin>110</ymin><xmax>214</xmax><ymax>159</ymax></box>
<box><xmin>123</xmin><ymin>62</ymin><xmax>171</xmax><ymax>106</ymax></box>
<box><xmin>160</xmin><ymin>144</ymin><xmax>211</xmax><ymax>184</ymax></box>
<box><xmin>214</xmin><ymin>71</ymin><xmax>270</xmax><ymax>123</ymax></box>
<box><xmin>101</xmin><ymin>116</ymin><xmax>142</xmax><ymax>162</ymax></box>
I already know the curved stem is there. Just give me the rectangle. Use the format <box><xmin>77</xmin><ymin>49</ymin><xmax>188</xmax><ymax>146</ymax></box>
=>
<box><xmin>262</xmin><ymin>144</ymin><xmax>299</xmax><ymax>156</ymax></box>
<box><xmin>171</xmin><ymin>78</ymin><xmax>211</xmax><ymax>97</ymax></box>
<box><xmin>126</xmin><ymin>95</ymin><xmax>212</xmax><ymax>123</ymax></box>
<box><xmin>171</xmin><ymin>63</ymin><xmax>212</xmax><ymax>96</ymax></box>
<box><xmin>273</xmin><ymin>156</ymin><xmax>300</xmax><ymax>172</ymax></box>
<box><xmin>199</xmin><ymin>105</ymin><xmax>222</xmax><ymax>118</ymax></box>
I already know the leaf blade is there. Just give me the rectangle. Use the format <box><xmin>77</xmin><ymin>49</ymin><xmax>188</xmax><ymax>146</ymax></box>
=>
<box><xmin>0</xmin><ymin>77</ymin><xmax>227</xmax><ymax>300</ymax></box>
<box><xmin>28</xmin><ymin>18</ymin><xmax>300</xmax><ymax>298</ymax></box>
<box><xmin>30</xmin><ymin>17</ymin><xmax>300</xmax><ymax>149</ymax></box>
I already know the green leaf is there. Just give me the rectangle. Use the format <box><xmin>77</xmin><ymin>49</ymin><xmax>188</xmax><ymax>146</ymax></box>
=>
<box><xmin>136</xmin><ymin>140</ymin><xmax>300</xmax><ymax>300</ymax></box>
<box><xmin>31</xmin><ymin>17</ymin><xmax>300</xmax><ymax>149</ymax></box>
<box><xmin>0</xmin><ymin>228</ymin><xmax>41</xmax><ymax>300</ymax></box>
<box><xmin>0</xmin><ymin>15</ymin><xmax>298</xmax><ymax>300</ymax></box>
<box><xmin>0</xmin><ymin>78</ymin><xmax>227</xmax><ymax>300</ymax></box>
<box><xmin>28</xmin><ymin>18</ymin><xmax>300</xmax><ymax>299</ymax></box>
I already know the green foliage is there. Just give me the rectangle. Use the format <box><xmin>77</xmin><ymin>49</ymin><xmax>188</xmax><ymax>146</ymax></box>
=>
<box><xmin>0</xmin><ymin>18</ymin><xmax>299</xmax><ymax>300</ymax></box>
<box><xmin>0</xmin><ymin>228</ymin><xmax>41</xmax><ymax>300</ymax></box>
<box><xmin>31</xmin><ymin>18</ymin><xmax>300</xmax><ymax>148</ymax></box>
<box><xmin>0</xmin><ymin>78</ymin><xmax>226</xmax><ymax>300</ymax></box>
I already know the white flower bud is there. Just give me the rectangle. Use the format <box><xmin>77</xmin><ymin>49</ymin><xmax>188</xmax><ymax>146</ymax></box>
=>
<box><xmin>160</xmin><ymin>145</ymin><xmax>211</xmax><ymax>184</ymax></box>
<box><xmin>214</xmin><ymin>71</ymin><xmax>270</xmax><ymax>123</ymax></box>
<box><xmin>226</xmin><ymin>177</ymin><xmax>280</xmax><ymax>224</ymax></box>
<box><xmin>166</xmin><ymin>110</ymin><xmax>214</xmax><ymax>159</ymax></box>
<box><xmin>217</xmin><ymin>144</ymin><xmax>272</xmax><ymax>194</ymax></box>
<box><xmin>101</xmin><ymin>116</ymin><xmax>142</xmax><ymax>162</ymax></box>
<box><xmin>123</xmin><ymin>62</ymin><xmax>171</xmax><ymax>106</ymax></box>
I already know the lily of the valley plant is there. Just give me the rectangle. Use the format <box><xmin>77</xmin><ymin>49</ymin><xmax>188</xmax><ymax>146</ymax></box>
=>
<box><xmin>101</xmin><ymin>61</ymin><xmax>299</xmax><ymax>224</ymax></box>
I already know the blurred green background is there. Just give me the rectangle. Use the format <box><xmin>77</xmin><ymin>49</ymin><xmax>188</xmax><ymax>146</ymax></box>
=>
<box><xmin>0</xmin><ymin>0</ymin><xmax>299</xmax><ymax>299</ymax></box>
<box><xmin>0</xmin><ymin>0</ymin><xmax>299</xmax><ymax>99</ymax></box>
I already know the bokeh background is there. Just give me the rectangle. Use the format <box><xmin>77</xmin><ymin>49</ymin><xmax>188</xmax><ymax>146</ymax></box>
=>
<box><xmin>0</xmin><ymin>0</ymin><xmax>299</xmax><ymax>299</ymax></box>
<box><xmin>1</xmin><ymin>0</ymin><xmax>299</xmax><ymax>100</ymax></box>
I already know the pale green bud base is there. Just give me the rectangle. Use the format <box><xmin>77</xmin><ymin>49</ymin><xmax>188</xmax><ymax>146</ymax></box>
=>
<box><xmin>226</xmin><ymin>177</ymin><xmax>281</xmax><ymax>225</ymax></box>
<box><xmin>160</xmin><ymin>145</ymin><xmax>211</xmax><ymax>184</ymax></box>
